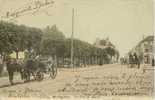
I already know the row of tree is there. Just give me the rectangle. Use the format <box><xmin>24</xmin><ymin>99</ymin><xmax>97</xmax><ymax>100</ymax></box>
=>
<box><xmin>0</xmin><ymin>21</ymin><xmax>42</xmax><ymax>59</ymax></box>
<box><xmin>0</xmin><ymin>21</ymin><xmax>119</xmax><ymax>67</ymax></box>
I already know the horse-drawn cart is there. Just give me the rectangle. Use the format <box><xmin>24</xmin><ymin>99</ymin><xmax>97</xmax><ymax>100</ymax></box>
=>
<box><xmin>5</xmin><ymin>56</ymin><xmax>58</xmax><ymax>85</ymax></box>
<box><xmin>22</xmin><ymin>57</ymin><xmax>57</xmax><ymax>82</ymax></box>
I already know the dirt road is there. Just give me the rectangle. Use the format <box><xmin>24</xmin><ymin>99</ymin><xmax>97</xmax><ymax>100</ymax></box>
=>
<box><xmin>0</xmin><ymin>64</ymin><xmax>154</xmax><ymax>98</ymax></box>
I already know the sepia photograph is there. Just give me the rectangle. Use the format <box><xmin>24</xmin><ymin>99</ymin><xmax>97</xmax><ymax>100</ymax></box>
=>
<box><xmin>0</xmin><ymin>0</ymin><xmax>154</xmax><ymax>100</ymax></box>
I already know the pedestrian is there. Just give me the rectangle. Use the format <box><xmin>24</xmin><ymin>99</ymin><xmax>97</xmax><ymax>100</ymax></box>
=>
<box><xmin>152</xmin><ymin>58</ymin><xmax>154</xmax><ymax>67</ymax></box>
<box><xmin>129</xmin><ymin>53</ymin><xmax>134</xmax><ymax>68</ymax></box>
<box><xmin>47</xmin><ymin>56</ymin><xmax>54</xmax><ymax>71</ymax></box>
<box><xmin>133</xmin><ymin>53</ymin><xmax>140</xmax><ymax>69</ymax></box>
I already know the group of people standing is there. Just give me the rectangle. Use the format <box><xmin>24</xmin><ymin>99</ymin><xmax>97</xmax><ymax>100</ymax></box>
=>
<box><xmin>128</xmin><ymin>52</ymin><xmax>140</xmax><ymax>68</ymax></box>
<box><xmin>120</xmin><ymin>52</ymin><xmax>140</xmax><ymax>69</ymax></box>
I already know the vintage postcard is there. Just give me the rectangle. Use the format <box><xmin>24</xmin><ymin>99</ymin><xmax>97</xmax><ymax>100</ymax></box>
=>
<box><xmin>0</xmin><ymin>0</ymin><xmax>154</xmax><ymax>100</ymax></box>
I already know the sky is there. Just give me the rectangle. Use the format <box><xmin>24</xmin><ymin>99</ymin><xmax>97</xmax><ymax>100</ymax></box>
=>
<box><xmin>0</xmin><ymin>0</ymin><xmax>154</xmax><ymax>56</ymax></box>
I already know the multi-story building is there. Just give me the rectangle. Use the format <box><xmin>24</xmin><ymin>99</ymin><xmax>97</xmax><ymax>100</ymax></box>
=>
<box><xmin>130</xmin><ymin>35</ymin><xmax>154</xmax><ymax>64</ymax></box>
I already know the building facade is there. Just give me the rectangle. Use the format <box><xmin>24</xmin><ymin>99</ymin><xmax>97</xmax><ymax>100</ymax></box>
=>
<box><xmin>130</xmin><ymin>35</ymin><xmax>154</xmax><ymax>64</ymax></box>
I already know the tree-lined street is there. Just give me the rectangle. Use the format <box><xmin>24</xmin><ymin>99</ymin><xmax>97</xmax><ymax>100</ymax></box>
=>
<box><xmin>0</xmin><ymin>0</ymin><xmax>154</xmax><ymax>99</ymax></box>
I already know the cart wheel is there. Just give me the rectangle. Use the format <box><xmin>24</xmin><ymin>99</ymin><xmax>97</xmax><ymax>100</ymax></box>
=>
<box><xmin>23</xmin><ymin>70</ymin><xmax>30</xmax><ymax>82</ymax></box>
<box><xmin>36</xmin><ymin>71</ymin><xmax>44</xmax><ymax>81</ymax></box>
<box><xmin>49</xmin><ymin>65</ymin><xmax>57</xmax><ymax>79</ymax></box>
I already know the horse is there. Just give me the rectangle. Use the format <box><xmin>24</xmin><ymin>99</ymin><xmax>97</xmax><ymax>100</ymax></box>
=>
<box><xmin>5</xmin><ymin>58</ymin><xmax>24</xmax><ymax>85</ymax></box>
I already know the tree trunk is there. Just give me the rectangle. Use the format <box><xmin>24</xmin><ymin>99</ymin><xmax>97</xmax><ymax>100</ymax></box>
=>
<box><xmin>62</xmin><ymin>57</ymin><xmax>64</xmax><ymax>68</ymax></box>
<box><xmin>16</xmin><ymin>51</ymin><xmax>19</xmax><ymax>59</ymax></box>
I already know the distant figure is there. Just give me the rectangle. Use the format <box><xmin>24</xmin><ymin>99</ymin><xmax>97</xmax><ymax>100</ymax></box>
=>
<box><xmin>129</xmin><ymin>53</ymin><xmax>134</xmax><ymax>67</ymax></box>
<box><xmin>120</xmin><ymin>57</ymin><xmax>127</xmax><ymax>65</ymax></box>
<box><xmin>47</xmin><ymin>57</ymin><xmax>54</xmax><ymax>71</ymax></box>
<box><xmin>133</xmin><ymin>53</ymin><xmax>140</xmax><ymax>69</ymax></box>
<box><xmin>0</xmin><ymin>58</ymin><xmax>3</xmax><ymax>75</ymax></box>
<box><xmin>152</xmin><ymin>58</ymin><xmax>154</xmax><ymax>67</ymax></box>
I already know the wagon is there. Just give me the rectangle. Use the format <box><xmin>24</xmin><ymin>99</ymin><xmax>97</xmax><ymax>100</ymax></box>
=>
<box><xmin>128</xmin><ymin>58</ymin><xmax>140</xmax><ymax>69</ymax></box>
<box><xmin>22</xmin><ymin>57</ymin><xmax>57</xmax><ymax>82</ymax></box>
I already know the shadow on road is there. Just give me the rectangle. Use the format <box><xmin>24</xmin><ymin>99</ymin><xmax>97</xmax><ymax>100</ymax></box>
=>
<box><xmin>0</xmin><ymin>80</ymin><xmax>36</xmax><ymax>89</ymax></box>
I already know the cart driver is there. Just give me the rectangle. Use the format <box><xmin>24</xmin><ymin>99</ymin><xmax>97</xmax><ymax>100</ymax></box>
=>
<box><xmin>47</xmin><ymin>57</ymin><xmax>54</xmax><ymax>71</ymax></box>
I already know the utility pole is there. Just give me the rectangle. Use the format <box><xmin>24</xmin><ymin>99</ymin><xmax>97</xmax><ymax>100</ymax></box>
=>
<box><xmin>71</xmin><ymin>8</ymin><xmax>74</xmax><ymax>68</ymax></box>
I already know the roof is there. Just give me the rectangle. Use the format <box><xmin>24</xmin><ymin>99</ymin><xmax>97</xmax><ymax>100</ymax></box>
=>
<box><xmin>128</xmin><ymin>35</ymin><xmax>154</xmax><ymax>55</ymax></box>
<box><xmin>136</xmin><ymin>35</ymin><xmax>154</xmax><ymax>47</ymax></box>
<box><xmin>140</xmin><ymin>35</ymin><xmax>154</xmax><ymax>44</ymax></box>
